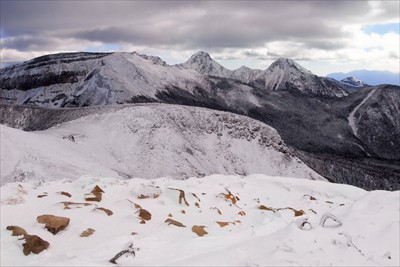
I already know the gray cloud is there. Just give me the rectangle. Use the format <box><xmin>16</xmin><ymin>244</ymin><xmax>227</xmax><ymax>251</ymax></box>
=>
<box><xmin>1</xmin><ymin>0</ymin><xmax>399</xmax><ymax>64</ymax></box>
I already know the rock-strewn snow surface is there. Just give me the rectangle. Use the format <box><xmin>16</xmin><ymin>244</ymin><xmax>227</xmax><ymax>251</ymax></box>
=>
<box><xmin>1</xmin><ymin>104</ymin><xmax>322</xmax><ymax>185</ymax></box>
<box><xmin>1</xmin><ymin>174</ymin><xmax>398</xmax><ymax>266</ymax></box>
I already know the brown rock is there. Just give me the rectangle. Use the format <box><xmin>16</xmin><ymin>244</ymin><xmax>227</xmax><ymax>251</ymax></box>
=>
<box><xmin>276</xmin><ymin>207</ymin><xmax>305</xmax><ymax>217</ymax></box>
<box><xmin>37</xmin><ymin>194</ymin><xmax>47</xmax><ymax>198</ymax></box>
<box><xmin>191</xmin><ymin>193</ymin><xmax>201</xmax><ymax>202</ymax></box>
<box><xmin>181</xmin><ymin>210</ymin><xmax>186</xmax><ymax>214</ymax></box>
<box><xmin>165</xmin><ymin>218</ymin><xmax>186</xmax><ymax>227</ymax></box>
<box><xmin>131</xmin><ymin>232</ymin><xmax>138</xmax><ymax>235</ymax></box>
<box><xmin>37</xmin><ymin>214</ymin><xmax>70</xmax><ymax>235</ymax></box>
<box><xmin>94</xmin><ymin>207</ymin><xmax>113</xmax><ymax>216</ymax></box>
<box><xmin>85</xmin><ymin>192</ymin><xmax>102</xmax><ymax>202</ymax></box>
<box><xmin>6</xmin><ymin>225</ymin><xmax>27</xmax><ymax>236</ymax></box>
<box><xmin>258</xmin><ymin>205</ymin><xmax>276</xmax><ymax>212</ymax></box>
<box><xmin>168</xmin><ymin>213</ymin><xmax>173</xmax><ymax>217</ymax></box>
<box><xmin>140</xmin><ymin>219</ymin><xmax>146</xmax><ymax>224</ymax></box>
<box><xmin>192</xmin><ymin>225</ymin><xmax>208</xmax><ymax>237</ymax></box>
<box><xmin>211</xmin><ymin>207</ymin><xmax>222</xmax><ymax>215</ymax></box>
<box><xmin>216</xmin><ymin>221</ymin><xmax>230</xmax><ymax>227</ymax></box>
<box><xmin>134</xmin><ymin>203</ymin><xmax>142</xmax><ymax>209</ymax></box>
<box><xmin>168</xmin><ymin>188</ymin><xmax>190</xmax><ymax>206</ymax></box>
<box><xmin>238</xmin><ymin>211</ymin><xmax>246</xmax><ymax>216</ymax></box>
<box><xmin>21</xmin><ymin>235</ymin><xmax>49</xmax><ymax>255</ymax></box>
<box><xmin>61</xmin><ymin>201</ymin><xmax>92</xmax><ymax>209</ymax></box>
<box><xmin>58</xmin><ymin>191</ymin><xmax>72</xmax><ymax>198</ymax></box>
<box><xmin>85</xmin><ymin>185</ymin><xmax>104</xmax><ymax>202</ymax></box>
<box><xmin>91</xmin><ymin>185</ymin><xmax>105</xmax><ymax>194</ymax></box>
<box><xmin>138</xmin><ymin>209</ymin><xmax>152</xmax><ymax>221</ymax></box>
<box><xmin>195</xmin><ymin>202</ymin><xmax>200</xmax><ymax>208</ymax></box>
<box><xmin>80</xmin><ymin>228</ymin><xmax>95</xmax><ymax>237</ymax></box>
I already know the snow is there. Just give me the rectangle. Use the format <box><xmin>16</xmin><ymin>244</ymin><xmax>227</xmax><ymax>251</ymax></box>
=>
<box><xmin>348</xmin><ymin>89</ymin><xmax>377</xmax><ymax>137</ymax></box>
<box><xmin>1</xmin><ymin>104</ymin><xmax>322</xmax><ymax>185</ymax></box>
<box><xmin>1</xmin><ymin>174</ymin><xmax>398</xmax><ymax>266</ymax></box>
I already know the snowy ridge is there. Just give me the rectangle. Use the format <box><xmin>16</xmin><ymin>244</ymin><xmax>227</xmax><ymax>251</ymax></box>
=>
<box><xmin>1</xmin><ymin>174</ymin><xmax>398</xmax><ymax>266</ymax></box>
<box><xmin>1</xmin><ymin>51</ymin><xmax>349</xmax><ymax>108</ymax></box>
<box><xmin>1</xmin><ymin>104</ymin><xmax>322</xmax><ymax>185</ymax></box>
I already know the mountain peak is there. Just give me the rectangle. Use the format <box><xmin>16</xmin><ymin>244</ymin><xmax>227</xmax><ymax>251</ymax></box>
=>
<box><xmin>190</xmin><ymin>51</ymin><xmax>212</xmax><ymax>60</ymax></box>
<box><xmin>179</xmin><ymin>51</ymin><xmax>232</xmax><ymax>77</ymax></box>
<box><xmin>259</xmin><ymin>57</ymin><xmax>347</xmax><ymax>97</ymax></box>
<box><xmin>269</xmin><ymin>57</ymin><xmax>310</xmax><ymax>74</ymax></box>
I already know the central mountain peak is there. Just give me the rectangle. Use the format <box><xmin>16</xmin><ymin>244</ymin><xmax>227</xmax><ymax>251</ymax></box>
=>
<box><xmin>178</xmin><ymin>51</ymin><xmax>232</xmax><ymax>77</ymax></box>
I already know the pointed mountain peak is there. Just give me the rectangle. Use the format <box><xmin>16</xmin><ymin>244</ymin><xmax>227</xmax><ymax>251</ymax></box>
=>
<box><xmin>192</xmin><ymin>51</ymin><xmax>211</xmax><ymax>57</ymax></box>
<box><xmin>179</xmin><ymin>51</ymin><xmax>232</xmax><ymax>77</ymax></box>
<box><xmin>187</xmin><ymin>51</ymin><xmax>213</xmax><ymax>63</ymax></box>
<box><xmin>268</xmin><ymin>57</ymin><xmax>311</xmax><ymax>74</ymax></box>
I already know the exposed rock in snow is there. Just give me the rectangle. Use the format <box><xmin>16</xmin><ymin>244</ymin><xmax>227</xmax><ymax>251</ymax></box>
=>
<box><xmin>1</xmin><ymin>174</ymin><xmax>398</xmax><ymax>266</ymax></box>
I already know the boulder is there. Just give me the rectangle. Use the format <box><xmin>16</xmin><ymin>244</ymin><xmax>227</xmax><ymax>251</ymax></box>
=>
<box><xmin>37</xmin><ymin>214</ymin><xmax>70</xmax><ymax>235</ymax></box>
<box><xmin>165</xmin><ymin>218</ymin><xmax>186</xmax><ymax>227</ymax></box>
<box><xmin>80</xmin><ymin>228</ymin><xmax>95</xmax><ymax>237</ymax></box>
<box><xmin>192</xmin><ymin>225</ymin><xmax>208</xmax><ymax>237</ymax></box>
<box><xmin>138</xmin><ymin>209</ymin><xmax>152</xmax><ymax>221</ymax></box>
<box><xmin>6</xmin><ymin>225</ymin><xmax>27</xmax><ymax>236</ymax></box>
<box><xmin>22</xmin><ymin>235</ymin><xmax>49</xmax><ymax>255</ymax></box>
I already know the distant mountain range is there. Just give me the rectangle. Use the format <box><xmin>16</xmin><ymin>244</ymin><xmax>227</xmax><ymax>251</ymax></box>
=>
<box><xmin>1</xmin><ymin>51</ymin><xmax>399</xmax><ymax>190</ymax></box>
<box><xmin>327</xmin><ymin>70</ymin><xmax>400</xmax><ymax>86</ymax></box>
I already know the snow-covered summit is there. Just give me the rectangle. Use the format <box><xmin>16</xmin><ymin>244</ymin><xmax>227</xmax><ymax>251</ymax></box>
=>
<box><xmin>177</xmin><ymin>51</ymin><xmax>232</xmax><ymax>78</ymax></box>
<box><xmin>256</xmin><ymin>58</ymin><xmax>348</xmax><ymax>97</ymax></box>
<box><xmin>341</xmin><ymin>76</ymin><xmax>367</xmax><ymax>88</ymax></box>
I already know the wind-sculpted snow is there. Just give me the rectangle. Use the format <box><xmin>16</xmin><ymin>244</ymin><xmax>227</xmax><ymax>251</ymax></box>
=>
<box><xmin>0</xmin><ymin>104</ymin><xmax>322</xmax><ymax>185</ymax></box>
<box><xmin>1</xmin><ymin>174</ymin><xmax>398</xmax><ymax>266</ymax></box>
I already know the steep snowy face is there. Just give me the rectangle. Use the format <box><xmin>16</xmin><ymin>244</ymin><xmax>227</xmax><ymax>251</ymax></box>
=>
<box><xmin>177</xmin><ymin>51</ymin><xmax>233</xmax><ymax>78</ymax></box>
<box><xmin>256</xmin><ymin>58</ymin><xmax>348</xmax><ymax>97</ymax></box>
<box><xmin>348</xmin><ymin>86</ymin><xmax>400</xmax><ymax>160</ymax></box>
<box><xmin>0</xmin><ymin>104</ymin><xmax>323</xmax><ymax>185</ymax></box>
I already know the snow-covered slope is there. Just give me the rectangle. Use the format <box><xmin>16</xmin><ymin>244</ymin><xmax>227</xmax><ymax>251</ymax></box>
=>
<box><xmin>0</xmin><ymin>52</ymin><xmax>207</xmax><ymax>107</ymax></box>
<box><xmin>1</xmin><ymin>104</ymin><xmax>322</xmax><ymax>185</ymax></box>
<box><xmin>1</xmin><ymin>174</ymin><xmax>398</xmax><ymax>266</ymax></box>
<box><xmin>255</xmin><ymin>58</ymin><xmax>348</xmax><ymax>97</ymax></box>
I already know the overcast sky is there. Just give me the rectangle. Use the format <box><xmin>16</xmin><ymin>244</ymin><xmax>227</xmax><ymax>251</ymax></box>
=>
<box><xmin>1</xmin><ymin>0</ymin><xmax>399</xmax><ymax>75</ymax></box>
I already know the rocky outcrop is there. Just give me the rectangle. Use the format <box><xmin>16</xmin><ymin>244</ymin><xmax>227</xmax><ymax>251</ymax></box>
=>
<box><xmin>21</xmin><ymin>234</ymin><xmax>50</xmax><ymax>255</ymax></box>
<box><xmin>37</xmin><ymin>214</ymin><xmax>70</xmax><ymax>234</ymax></box>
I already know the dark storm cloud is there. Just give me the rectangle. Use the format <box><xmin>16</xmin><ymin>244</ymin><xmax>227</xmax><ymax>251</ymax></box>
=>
<box><xmin>1</xmin><ymin>0</ymin><xmax>399</xmax><ymax>53</ymax></box>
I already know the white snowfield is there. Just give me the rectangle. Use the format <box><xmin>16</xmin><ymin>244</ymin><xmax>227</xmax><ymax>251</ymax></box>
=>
<box><xmin>1</xmin><ymin>174</ymin><xmax>398</xmax><ymax>266</ymax></box>
<box><xmin>1</xmin><ymin>104</ymin><xmax>322</xmax><ymax>185</ymax></box>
